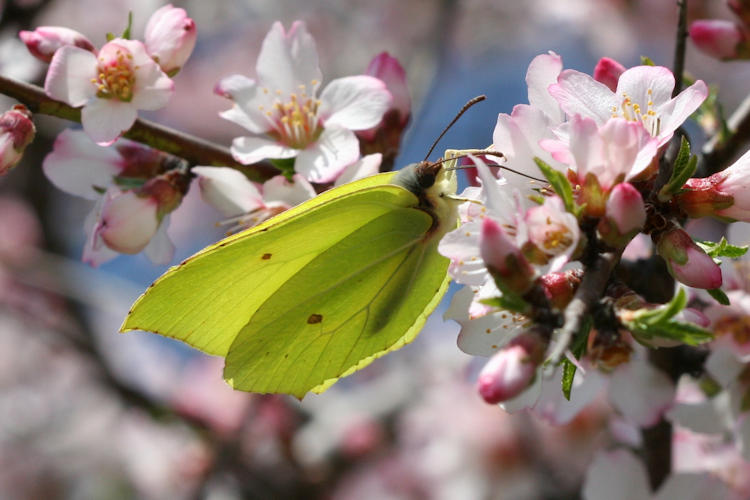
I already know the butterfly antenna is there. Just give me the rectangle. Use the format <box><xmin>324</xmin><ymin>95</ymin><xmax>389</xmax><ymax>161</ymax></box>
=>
<box><xmin>422</xmin><ymin>95</ymin><xmax>486</xmax><ymax>162</ymax></box>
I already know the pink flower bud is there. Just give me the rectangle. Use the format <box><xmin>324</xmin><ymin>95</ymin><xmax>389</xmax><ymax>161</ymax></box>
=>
<box><xmin>19</xmin><ymin>26</ymin><xmax>95</xmax><ymax>63</ymax></box>
<box><xmin>97</xmin><ymin>190</ymin><xmax>159</xmax><ymax>254</ymax></box>
<box><xmin>655</xmin><ymin>227</ymin><xmax>722</xmax><ymax>289</ymax></box>
<box><xmin>689</xmin><ymin>20</ymin><xmax>747</xmax><ymax>60</ymax></box>
<box><xmin>539</xmin><ymin>269</ymin><xmax>582</xmax><ymax>310</ymax></box>
<box><xmin>480</xmin><ymin>216</ymin><xmax>535</xmax><ymax>294</ymax></box>
<box><xmin>477</xmin><ymin>330</ymin><xmax>545</xmax><ymax>404</ymax></box>
<box><xmin>139</xmin><ymin>170</ymin><xmax>190</xmax><ymax>217</ymax></box>
<box><xmin>365</xmin><ymin>52</ymin><xmax>410</xmax><ymax>124</ymax></box>
<box><xmin>593</xmin><ymin>57</ymin><xmax>625</xmax><ymax>92</ymax></box>
<box><xmin>357</xmin><ymin>53</ymin><xmax>410</xmax><ymax>168</ymax></box>
<box><xmin>0</xmin><ymin>105</ymin><xmax>35</xmax><ymax>175</ymax></box>
<box><xmin>144</xmin><ymin>4</ymin><xmax>197</xmax><ymax>76</ymax></box>
<box><xmin>598</xmin><ymin>183</ymin><xmax>646</xmax><ymax>248</ymax></box>
<box><xmin>676</xmin><ymin>150</ymin><xmax>750</xmax><ymax>222</ymax></box>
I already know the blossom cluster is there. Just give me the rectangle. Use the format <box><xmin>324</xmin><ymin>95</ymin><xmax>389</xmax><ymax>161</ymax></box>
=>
<box><xmin>5</xmin><ymin>3</ymin><xmax>750</xmax><ymax>497</ymax></box>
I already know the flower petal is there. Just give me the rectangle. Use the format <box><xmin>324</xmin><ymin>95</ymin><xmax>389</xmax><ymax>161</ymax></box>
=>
<box><xmin>191</xmin><ymin>166</ymin><xmax>263</xmax><ymax>216</ymax></box>
<box><xmin>230</xmin><ymin>135</ymin><xmax>298</xmax><ymax>165</ymax></box>
<box><xmin>117</xmin><ymin>39</ymin><xmax>173</xmax><ymax>110</ymax></box>
<box><xmin>334</xmin><ymin>153</ymin><xmax>382</xmax><ymax>186</ymax></box>
<box><xmin>216</xmin><ymin>75</ymin><xmax>273</xmax><ymax>134</ymax></box>
<box><xmin>616</xmin><ymin>66</ymin><xmax>675</xmax><ymax>112</ymax></box>
<box><xmin>81</xmin><ymin>98</ymin><xmax>138</xmax><ymax>146</ymax></box>
<box><xmin>44</xmin><ymin>45</ymin><xmax>97</xmax><ymax>107</ymax></box>
<box><xmin>294</xmin><ymin>126</ymin><xmax>359</xmax><ymax>183</ymax></box>
<box><xmin>42</xmin><ymin>129</ymin><xmax>122</xmax><ymax>199</ymax></box>
<box><xmin>144</xmin><ymin>216</ymin><xmax>175</xmax><ymax>265</ymax></box>
<box><xmin>256</xmin><ymin>21</ymin><xmax>322</xmax><ymax>96</ymax></box>
<box><xmin>655</xmin><ymin>79</ymin><xmax>708</xmax><ymax>143</ymax></box>
<box><xmin>526</xmin><ymin>52</ymin><xmax>564</xmax><ymax>122</ymax></box>
<box><xmin>82</xmin><ymin>200</ymin><xmax>119</xmax><ymax>267</ymax></box>
<box><xmin>319</xmin><ymin>75</ymin><xmax>391</xmax><ymax>130</ymax></box>
<box><xmin>262</xmin><ymin>174</ymin><xmax>316</xmax><ymax>206</ymax></box>
<box><xmin>549</xmin><ymin>69</ymin><xmax>616</xmax><ymax>125</ymax></box>
<box><xmin>582</xmin><ymin>449</ymin><xmax>651</xmax><ymax>500</ymax></box>
<box><xmin>609</xmin><ymin>356</ymin><xmax>675</xmax><ymax>427</ymax></box>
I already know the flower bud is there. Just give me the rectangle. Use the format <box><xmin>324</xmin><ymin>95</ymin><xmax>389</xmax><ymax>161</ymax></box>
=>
<box><xmin>0</xmin><ymin>105</ymin><xmax>35</xmax><ymax>175</ymax></box>
<box><xmin>539</xmin><ymin>269</ymin><xmax>582</xmax><ymax>310</ymax></box>
<box><xmin>357</xmin><ymin>52</ymin><xmax>410</xmax><ymax>170</ymax></box>
<box><xmin>593</xmin><ymin>57</ymin><xmax>625</xmax><ymax>92</ymax></box>
<box><xmin>97</xmin><ymin>190</ymin><xmax>160</xmax><ymax>254</ymax></box>
<box><xmin>140</xmin><ymin>170</ymin><xmax>190</xmax><ymax>217</ymax></box>
<box><xmin>19</xmin><ymin>26</ymin><xmax>95</xmax><ymax>63</ymax></box>
<box><xmin>480</xmin><ymin>216</ymin><xmax>535</xmax><ymax>295</ymax></box>
<box><xmin>477</xmin><ymin>329</ymin><xmax>546</xmax><ymax>404</ymax></box>
<box><xmin>655</xmin><ymin>227</ymin><xmax>722</xmax><ymax>289</ymax></box>
<box><xmin>689</xmin><ymin>20</ymin><xmax>748</xmax><ymax>60</ymax></box>
<box><xmin>598</xmin><ymin>182</ymin><xmax>646</xmax><ymax>248</ymax></box>
<box><xmin>144</xmin><ymin>4</ymin><xmax>197</xmax><ymax>76</ymax></box>
<box><xmin>676</xmin><ymin>150</ymin><xmax>750</xmax><ymax>222</ymax></box>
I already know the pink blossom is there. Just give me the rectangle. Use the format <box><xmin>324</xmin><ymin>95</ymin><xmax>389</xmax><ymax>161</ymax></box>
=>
<box><xmin>43</xmin><ymin>129</ymin><xmax>180</xmax><ymax>266</ymax></box>
<box><xmin>45</xmin><ymin>38</ymin><xmax>173</xmax><ymax>145</ymax></box>
<box><xmin>144</xmin><ymin>4</ymin><xmax>197</xmax><ymax>76</ymax></box>
<box><xmin>191</xmin><ymin>166</ymin><xmax>315</xmax><ymax>229</ymax></box>
<box><xmin>492</xmin><ymin>53</ymin><xmax>566</xmax><ymax>193</ymax></box>
<box><xmin>655</xmin><ymin>227</ymin><xmax>723</xmax><ymax>289</ymax></box>
<box><xmin>690</xmin><ymin>20</ymin><xmax>747</xmax><ymax>60</ymax></box>
<box><xmin>549</xmin><ymin>65</ymin><xmax>708</xmax><ymax>147</ymax></box>
<box><xmin>0</xmin><ymin>105</ymin><xmax>35</xmax><ymax>175</ymax></box>
<box><xmin>593</xmin><ymin>57</ymin><xmax>625</xmax><ymax>92</ymax></box>
<box><xmin>19</xmin><ymin>26</ymin><xmax>95</xmax><ymax>63</ymax></box>
<box><xmin>677</xmin><ymin>149</ymin><xmax>750</xmax><ymax>222</ymax></box>
<box><xmin>216</xmin><ymin>21</ymin><xmax>391</xmax><ymax>183</ymax></box>
<box><xmin>480</xmin><ymin>216</ymin><xmax>535</xmax><ymax>294</ymax></box>
<box><xmin>477</xmin><ymin>330</ymin><xmax>545</xmax><ymax>404</ymax></box>
<box><xmin>541</xmin><ymin>115</ymin><xmax>658</xmax><ymax>207</ymax></box>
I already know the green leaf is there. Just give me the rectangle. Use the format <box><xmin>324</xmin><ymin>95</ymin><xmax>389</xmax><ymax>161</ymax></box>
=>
<box><xmin>270</xmin><ymin>158</ymin><xmax>297</xmax><ymax>180</ymax></box>
<box><xmin>639</xmin><ymin>321</ymin><xmax>714</xmax><ymax>345</ymax></box>
<box><xmin>561</xmin><ymin>359</ymin><xmax>576</xmax><ymax>400</ymax></box>
<box><xmin>559</xmin><ymin>317</ymin><xmax>589</xmax><ymax>400</ymax></box>
<box><xmin>480</xmin><ymin>291</ymin><xmax>530</xmax><ymax>315</ymax></box>
<box><xmin>659</xmin><ymin>136</ymin><xmax>697</xmax><ymax>200</ymax></box>
<box><xmin>640</xmin><ymin>56</ymin><xmax>656</xmax><ymax>66</ymax></box>
<box><xmin>707</xmin><ymin>288</ymin><xmax>730</xmax><ymax>306</ymax></box>
<box><xmin>121</xmin><ymin>11</ymin><xmax>133</xmax><ymax>40</ymax></box>
<box><xmin>106</xmin><ymin>32</ymin><xmax>115</xmax><ymax>42</ymax></box>
<box><xmin>622</xmin><ymin>289</ymin><xmax>714</xmax><ymax>346</ymax></box>
<box><xmin>533</xmin><ymin>157</ymin><xmax>577</xmax><ymax>215</ymax></box>
<box><xmin>696</xmin><ymin>237</ymin><xmax>748</xmax><ymax>259</ymax></box>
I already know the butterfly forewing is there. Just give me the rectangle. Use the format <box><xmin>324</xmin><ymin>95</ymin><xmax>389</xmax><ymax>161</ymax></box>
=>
<box><xmin>121</xmin><ymin>179</ymin><xmax>413</xmax><ymax>357</ymax></box>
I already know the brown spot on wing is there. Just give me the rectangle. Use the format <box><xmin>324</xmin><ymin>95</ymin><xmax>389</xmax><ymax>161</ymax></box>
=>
<box><xmin>307</xmin><ymin>313</ymin><xmax>323</xmax><ymax>324</ymax></box>
<box><xmin>261</xmin><ymin>253</ymin><xmax>272</xmax><ymax>260</ymax></box>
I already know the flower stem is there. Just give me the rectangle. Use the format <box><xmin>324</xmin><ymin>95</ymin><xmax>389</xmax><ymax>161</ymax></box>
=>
<box><xmin>0</xmin><ymin>74</ymin><xmax>278</xmax><ymax>182</ymax></box>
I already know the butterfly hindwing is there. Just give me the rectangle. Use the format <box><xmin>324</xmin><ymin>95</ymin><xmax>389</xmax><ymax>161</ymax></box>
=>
<box><xmin>224</xmin><ymin>203</ymin><xmax>450</xmax><ymax>397</ymax></box>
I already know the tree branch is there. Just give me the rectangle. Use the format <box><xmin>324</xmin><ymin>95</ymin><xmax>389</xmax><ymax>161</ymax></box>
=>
<box><xmin>671</xmin><ymin>0</ymin><xmax>688</xmax><ymax>97</ymax></box>
<box><xmin>0</xmin><ymin>74</ymin><xmax>278</xmax><ymax>183</ymax></box>
<box><xmin>699</xmin><ymin>92</ymin><xmax>750</xmax><ymax>175</ymax></box>
<box><xmin>548</xmin><ymin>250</ymin><xmax>622</xmax><ymax>362</ymax></box>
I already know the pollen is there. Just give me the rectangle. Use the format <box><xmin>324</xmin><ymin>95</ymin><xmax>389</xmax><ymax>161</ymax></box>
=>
<box><xmin>94</xmin><ymin>48</ymin><xmax>135</xmax><ymax>101</ymax></box>
<box><xmin>263</xmin><ymin>86</ymin><xmax>323</xmax><ymax>149</ymax></box>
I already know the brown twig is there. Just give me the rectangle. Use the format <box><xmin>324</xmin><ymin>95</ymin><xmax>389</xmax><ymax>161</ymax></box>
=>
<box><xmin>548</xmin><ymin>250</ymin><xmax>622</xmax><ymax>362</ymax></box>
<box><xmin>699</xmin><ymin>93</ymin><xmax>750</xmax><ymax>175</ymax></box>
<box><xmin>0</xmin><ymin>74</ymin><xmax>278</xmax><ymax>182</ymax></box>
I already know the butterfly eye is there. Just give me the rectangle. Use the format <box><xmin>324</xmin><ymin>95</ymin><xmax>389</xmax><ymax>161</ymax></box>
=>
<box><xmin>418</xmin><ymin>172</ymin><xmax>436</xmax><ymax>189</ymax></box>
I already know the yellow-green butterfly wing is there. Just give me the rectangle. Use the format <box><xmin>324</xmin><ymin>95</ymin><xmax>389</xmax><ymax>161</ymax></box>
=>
<box><xmin>121</xmin><ymin>161</ymin><xmax>458</xmax><ymax>398</ymax></box>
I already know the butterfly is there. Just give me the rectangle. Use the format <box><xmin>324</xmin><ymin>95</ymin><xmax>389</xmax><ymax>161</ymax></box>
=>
<box><xmin>121</xmin><ymin>98</ymin><xmax>489</xmax><ymax>398</ymax></box>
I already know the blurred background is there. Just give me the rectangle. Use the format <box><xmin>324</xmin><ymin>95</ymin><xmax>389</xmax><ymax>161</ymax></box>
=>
<box><xmin>0</xmin><ymin>0</ymin><xmax>747</xmax><ymax>498</ymax></box>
